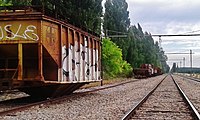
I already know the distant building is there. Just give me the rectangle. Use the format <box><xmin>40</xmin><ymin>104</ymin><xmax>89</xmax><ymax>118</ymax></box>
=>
<box><xmin>171</xmin><ymin>63</ymin><xmax>177</xmax><ymax>73</ymax></box>
<box><xmin>176</xmin><ymin>67</ymin><xmax>200</xmax><ymax>73</ymax></box>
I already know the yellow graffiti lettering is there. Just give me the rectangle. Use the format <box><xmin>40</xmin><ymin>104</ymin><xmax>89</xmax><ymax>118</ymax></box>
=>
<box><xmin>1</xmin><ymin>24</ymin><xmax>39</xmax><ymax>41</ymax></box>
<box><xmin>25</xmin><ymin>25</ymin><xmax>39</xmax><ymax>41</ymax></box>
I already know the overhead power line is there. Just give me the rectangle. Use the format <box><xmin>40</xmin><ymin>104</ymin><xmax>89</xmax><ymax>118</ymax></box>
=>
<box><xmin>168</xmin><ymin>59</ymin><xmax>184</xmax><ymax>61</ymax></box>
<box><xmin>107</xmin><ymin>35</ymin><xmax>127</xmax><ymax>38</ymax></box>
<box><xmin>181</xmin><ymin>30</ymin><xmax>200</xmax><ymax>34</ymax></box>
<box><xmin>105</xmin><ymin>29</ymin><xmax>128</xmax><ymax>38</ymax></box>
<box><xmin>106</xmin><ymin>29</ymin><xmax>128</xmax><ymax>35</ymax></box>
<box><xmin>165</xmin><ymin>53</ymin><xmax>194</xmax><ymax>54</ymax></box>
<box><xmin>152</xmin><ymin>34</ymin><xmax>200</xmax><ymax>37</ymax></box>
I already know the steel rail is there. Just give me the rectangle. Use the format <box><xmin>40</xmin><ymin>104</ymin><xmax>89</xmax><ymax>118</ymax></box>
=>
<box><xmin>175</xmin><ymin>74</ymin><xmax>200</xmax><ymax>83</ymax></box>
<box><xmin>121</xmin><ymin>74</ymin><xmax>168</xmax><ymax>120</ymax></box>
<box><xmin>171</xmin><ymin>74</ymin><xmax>200</xmax><ymax>120</ymax></box>
<box><xmin>0</xmin><ymin>78</ymin><xmax>141</xmax><ymax>116</ymax></box>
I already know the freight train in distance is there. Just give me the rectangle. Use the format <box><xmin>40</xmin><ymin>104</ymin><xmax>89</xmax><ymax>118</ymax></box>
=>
<box><xmin>133</xmin><ymin>64</ymin><xmax>163</xmax><ymax>79</ymax></box>
<box><xmin>0</xmin><ymin>6</ymin><xmax>101</xmax><ymax>97</ymax></box>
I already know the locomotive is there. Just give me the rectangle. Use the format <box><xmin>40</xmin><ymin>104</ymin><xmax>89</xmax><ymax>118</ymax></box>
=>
<box><xmin>0</xmin><ymin>6</ymin><xmax>101</xmax><ymax>97</ymax></box>
<box><xmin>133</xmin><ymin>64</ymin><xmax>162</xmax><ymax>78</ymax></box>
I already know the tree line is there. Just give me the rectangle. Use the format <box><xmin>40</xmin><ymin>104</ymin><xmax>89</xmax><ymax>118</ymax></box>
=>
<box><xmin>0</xmin><ymin>0</ymin><xmax>102</xmax><ymax>34</ymax></box>
<box><xmin>0</xmin><ymin>0</ymin><xmax>170</xmax><ymax>78</ymax></box>
<box><xmin>103</xmin><ymin>0</ymin><xmax>169</xmax><ymax>77</ymax></box>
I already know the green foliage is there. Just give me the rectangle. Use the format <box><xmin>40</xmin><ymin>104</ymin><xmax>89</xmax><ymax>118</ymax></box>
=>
<box><xmin>121</xmin><ymin>60</ymin><xmax>133</xmax><ymax>77</ymax></box>
<box><xmin>8</xmin><ymin>0</ymin><xmax>31</xmax><ymax>5</ymax></box>
<box><xmin>102</xmin><ymin>38</ymin><xmax>132</xmax><ymax>78</ymax></box>
<box><xmin>0</xmin><ymin>0</ymin><xmax>12</xmax><ymax>6</ymax></box>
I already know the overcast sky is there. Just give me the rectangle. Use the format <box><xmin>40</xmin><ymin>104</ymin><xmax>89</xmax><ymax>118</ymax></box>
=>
<box><xmin>103</xmin><ymin>0</ymin><xmax>200</xmax><ymax>67</ymax></box>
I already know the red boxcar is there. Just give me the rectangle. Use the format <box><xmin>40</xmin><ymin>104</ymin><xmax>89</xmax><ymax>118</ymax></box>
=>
<box><xmin>133</xmin><ymin>64</ymin><xmax>162</xmax><ymax>78</ymax></box>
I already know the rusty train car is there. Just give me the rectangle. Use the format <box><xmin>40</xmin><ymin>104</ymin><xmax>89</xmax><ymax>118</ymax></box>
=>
<box><xmin>0</xmin><ymin>6</ymin><xmax>101</xmax><ymax>97</ymax></box>
<box><xmin>133</xmin><ymin>64</ymin><xmax>162</xmax><ymax>79</ymax></box>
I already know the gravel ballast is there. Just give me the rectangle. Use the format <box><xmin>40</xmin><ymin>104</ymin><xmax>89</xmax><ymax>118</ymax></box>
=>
<box><xmin>131</xmin><ymin>75</ymin><xmax>193</xmax><ymax>120</ymax></box>
<box><xmin>0</xmin><ymin>75</ymin><xmax>165</xmax><ymax>120</ymax></box>
<box><xmin>173</xmin><ymin>75</ymin><xmax>200</xmax><ymax>113</ymax></box>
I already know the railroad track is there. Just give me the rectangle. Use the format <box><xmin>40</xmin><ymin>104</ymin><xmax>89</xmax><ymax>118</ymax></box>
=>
<box><xmin>0</xmin><ymin>90</ymin><xmax>29</xmax><ymax>102</ymax></box>
<box><xmin>175</xmin><ymin>74</ymin><xmax>200</xmax><ymax>83</ymax></box>
<box><xmin>122</xmin><ymin>74</ymin><xmax>200</xmax><ymax>120</ymax></box>
<box><xmin>0</xmin><ymin>78</ymin><xmax>141</xmax><ymax>116</ymax></box>
<box><xmin>0</xmin><ymin>96</ymin><xmax>47</xmax><ymax>115</ymax></box>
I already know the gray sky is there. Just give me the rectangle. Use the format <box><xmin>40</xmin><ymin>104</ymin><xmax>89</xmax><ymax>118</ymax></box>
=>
<box><xmin>103</xmin><ymin>0</ymin><xmax>200</xmax><ymax>67</ymax></box>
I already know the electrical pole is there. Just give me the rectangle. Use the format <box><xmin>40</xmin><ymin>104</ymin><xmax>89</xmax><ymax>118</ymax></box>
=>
<box><xmin>190</xmin><ymin>50</ymin><xmax>192</xmax><ymax>68</ymax></box>
<box><xmin>189</xmin><ymin>50</ymin><xmax>193</xmax><ymax>76</ymax></box>
<box><xmin>183</xmin><ymin>57</ymin><xmax>185</xmax><ymax>67</ymax></box>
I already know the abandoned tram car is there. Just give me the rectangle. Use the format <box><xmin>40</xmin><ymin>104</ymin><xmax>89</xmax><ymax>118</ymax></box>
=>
<box><xmin>0</xmin><ymin>6</ymin><xmax>101</xmax><ymax>97</ymax></box>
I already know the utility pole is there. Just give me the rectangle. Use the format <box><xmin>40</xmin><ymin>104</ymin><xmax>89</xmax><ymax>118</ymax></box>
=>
<box><xmin>100</xmin><ymin>36</ymin><xmax>103</xmax><ymax>86</ymax></box>
<box><xmin>151</xmin><ymin>34</ymin><xmax>198</xmax><ymax>73</ymax></box>
<box><xmin>190</xmin><ymin>50</ymin><xmax>192</xmax><ymax>68</ymax></box>
<box><xmin>166</xmin><ymin>50</ymin><xmax>194</xmax><ymax>68</ymax></box>
<box><xmin>183</xmin><ymin>57</ymin><xmax>185</xmax><ymax>67</ymax></box>
<box><xmin>190</xmin><ymin>50</ymin><xmax>193</xmax><ymax>77</ymax></box>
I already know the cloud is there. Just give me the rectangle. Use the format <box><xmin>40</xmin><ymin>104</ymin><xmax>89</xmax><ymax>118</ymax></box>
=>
<box><xmin>128</xmin><ymin>0</ymin><xmax>200</xmax><ymax>17</ymax></box>
<box><xmin>127</xmin><ymin>0</ymin><xmax>200</xmax><ymax>34</ymax></box>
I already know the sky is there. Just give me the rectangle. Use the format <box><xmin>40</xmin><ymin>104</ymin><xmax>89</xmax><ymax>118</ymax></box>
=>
<box><xmin>103</xmin><ymin>0</ymin><xmax>200</xmax><ymax>68</ymax></box>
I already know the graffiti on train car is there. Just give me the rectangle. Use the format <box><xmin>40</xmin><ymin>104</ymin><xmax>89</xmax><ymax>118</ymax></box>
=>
<box><xmin>62</xmin><ymin>44</ymin><xmax>100</xmax><ymax>81</ymax></box>
<box><xmin>0</xmin><ymin>24</ymin><xmax>39</xmax><ymax>41</ymax></box>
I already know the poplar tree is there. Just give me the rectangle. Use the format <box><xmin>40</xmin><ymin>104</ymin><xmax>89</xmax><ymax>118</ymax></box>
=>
<box><xmin>103</xmin><ymin>0</ymin><xmax>130</xmax><ymax>60</ymax></box>
<box><xmin>62</xmin><ymin>0</ymin><xmax>103</xmax><ymax>34</ymax></box>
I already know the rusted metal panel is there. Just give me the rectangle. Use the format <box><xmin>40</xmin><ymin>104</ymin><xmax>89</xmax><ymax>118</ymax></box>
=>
<box><xmin>0</xmin><ymin>20</ymin><xmax>40</xmax><ymax>42</ymax></box>
<box><xmin>61</xmin><ymin>27</ymin><xmax>68</xmax><ymax>82</ymax></box>
<box><xmin>58</xmin><ymin>25</ymin><xmax>62</xmax><ymax>81</ymax></box>
<box><xmin>17</xmin><ymin>44</ymin><xmax>23</xmax><ymax>80</ymax></box>
<box><xmin>37</xmin><ymin>43</ymin><xmax>44</xmax><ymax>81</ymax></box>
<box><xmin>42</xmin><ymin>21</ymin><xmax>60</xmax><ymax>66</ymax></box>
<box><xmin>97</xmin><ymin>41</ymin><xmax>101</xmax><ymax>80</ymax></box>
<box><xmin>94</xmin><ymin>40</ymin><xmax>98</xmax><ymax>80</ymax></box>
